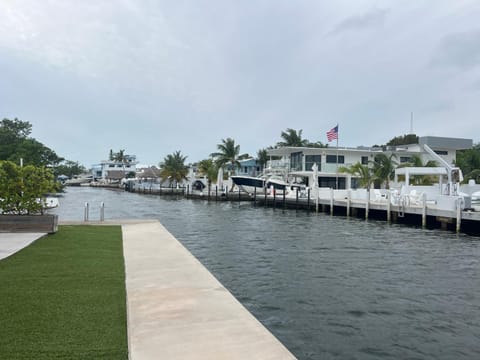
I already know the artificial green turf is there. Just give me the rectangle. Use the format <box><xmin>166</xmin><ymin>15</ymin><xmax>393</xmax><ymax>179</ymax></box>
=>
<box><xmin>0</xmin><ymin>225</ymin><xmax>128</xmax><ymax>359</ymax></box>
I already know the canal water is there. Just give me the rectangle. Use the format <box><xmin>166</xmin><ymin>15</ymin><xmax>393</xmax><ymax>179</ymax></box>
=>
<box><xmin>51</xmin><ymin>187</ymin><xmax>480</xmax><ymax>359</ymax></box>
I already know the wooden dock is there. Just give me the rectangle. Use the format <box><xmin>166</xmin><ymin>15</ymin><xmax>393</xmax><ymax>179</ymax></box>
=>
<box><xmin>124</xmin><ymin>184</ymin><xmax>480</xmax><ymax>235</ymax></box>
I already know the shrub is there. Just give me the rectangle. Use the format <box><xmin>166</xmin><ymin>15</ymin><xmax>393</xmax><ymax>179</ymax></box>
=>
<box><xmin>0</xmin><ymin>161</ymin><xmax>56</xmax><ymax>215</ymax></box>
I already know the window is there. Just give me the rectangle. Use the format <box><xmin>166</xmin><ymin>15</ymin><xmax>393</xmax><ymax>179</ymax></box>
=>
<box><xmin>290</xmin><ymin>152</ymin><xmax>303</xmax><ymax>171</ymax></box>
<box><xmin>434</xmin><ymin>150</ymin><xmax>448</xmax><ymax>155</ymax></box>
<box><xmin>305</xmin><ymin>155</ymin><xmax>321</xmax><ymax>171</ymax></box>
<box><xmin>400</xmin><ymin>156</ymin><xmax>411</xmax><ymax>163</ymax></box>
<box><xmin>326</xmin><ymin>155</ymin><xmax>344</xmax><ymax>164</ymax></box>
<box><xmin>361</xmin><ymin>156</ymin><xmax>369</xmax><ymax>165</ymax></box>
<box><xmin>318</xmin><ymin>177</ymin><xmax>346</xmax><ymax>189</ymax></box>
<box><xmin>109</xmin><ymin>164</ymin><xmax>114</xmax><ymax>168</ymax></box>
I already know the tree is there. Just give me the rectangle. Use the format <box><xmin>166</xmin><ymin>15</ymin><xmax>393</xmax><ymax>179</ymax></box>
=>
<box><xmin>113</xmin><ymin>149</ymin><xmax>127</xmax><ymax>162</ymax></box>
<box><xmin>456</xmin><ymin>144</ymin><xmax>480</xmax><ymax>182</ymax></box>
<box><xmin>398</xmin><ymin>155</ymin><xmax>438</xmax><ymax>185</ymax></box>
<box><xmin>210</xmin><ymin>138</ymin><xmax>243</xmax><ymax>173</ymax></box>
<box><xmin>160</xmin><ymin>151</ymin><xmax>189</xmax><ymax>186</ymax></box>
<box><xmin>0</xmin><ymin>118</ymin><xmax>63</xmax><ymax>167</ymax></box>
<box><xmin>257</xmin><ymin>148</ymin><xmax>269</xmax><ymax>172</ymax></box>
<box><xmin>0</xmin><ymin>161</ymin><xmax>56</xmax><ymax>215</ymax></box>
<box><xmin>386</xmin><ymin>134</ymin><xmax>419</xmax><ymax>146</ymax></box>
<box><xmin>197</xmin><ymin>159</ymin><xmax>218</xmax><ymax>186</ymax></box>
<box><xmin>339</xmin><ymin>162</ymin><xmax>376</xmax><ymax>190</ymax></box>
<box><xmin>277</xmin><ymin>128</ymin><xmax>309</xmax><ymax>147</ymax></box>
<box><xmin>371</xmin><ymin>153</ymin><xmax>398</xmax><ymax>189</ymax></box>
<box><xmin>53</xmin><ymin>160</ymin><xmax>87</xmax><ymax>178</ymax></box>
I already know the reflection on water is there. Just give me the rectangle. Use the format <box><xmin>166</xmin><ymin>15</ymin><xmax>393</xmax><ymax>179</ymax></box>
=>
<box><xmin>52</xmin><ymin>187</ymin><xmax>480</xmax><ymax>359</ymax></box>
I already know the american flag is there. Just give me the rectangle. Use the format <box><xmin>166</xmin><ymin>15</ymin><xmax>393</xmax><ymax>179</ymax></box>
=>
<box><xmin>326</xmin><ymin>125</ymin><xmax>338</xmax><ymax>142</ymax></box>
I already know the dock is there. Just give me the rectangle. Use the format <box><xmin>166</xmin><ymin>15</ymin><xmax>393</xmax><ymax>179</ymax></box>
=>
<box><xmin>122</xmin><ymin>220</ymin><xmax>295</xmax><ymax>359</ymax></box>
<box><xmin>123</xmin><ymin>183</ymin><xmax>480</xmax><ymax>234</ymax></box>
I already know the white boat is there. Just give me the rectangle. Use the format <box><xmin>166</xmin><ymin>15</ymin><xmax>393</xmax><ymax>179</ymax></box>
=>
<box><xmin>231</xmin><ymin>170</ymin><xmax>288</xmax><ymax>195</ymax></box>
<box><xmin>64</xmin><ymin>175</ymin><xmax>92</xmax><ymax>186</ymax></box>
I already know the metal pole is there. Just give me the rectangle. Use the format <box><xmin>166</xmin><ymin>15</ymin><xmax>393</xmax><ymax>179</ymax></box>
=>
<box><xmin>84</xmin><ymin>202</ymin><xmax>89</xmax><ymax>222</ymax></box>
<box><xmin>100</xmin><ymin>202</ymin><xmax>105</xmax><ymax>222</ymax></box>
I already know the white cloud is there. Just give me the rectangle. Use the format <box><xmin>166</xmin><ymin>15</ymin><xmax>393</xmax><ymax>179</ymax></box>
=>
<box><xmin>1</xmin><ymin>0</ymin><xmax>480</xmax><ymax>166</ymax></box>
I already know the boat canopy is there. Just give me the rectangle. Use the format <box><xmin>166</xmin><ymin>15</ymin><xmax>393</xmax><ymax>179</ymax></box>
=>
<box><xmin>394</xmin><ymin>167</ymin><xmax>447</xmax><ymax>187</ymax></box>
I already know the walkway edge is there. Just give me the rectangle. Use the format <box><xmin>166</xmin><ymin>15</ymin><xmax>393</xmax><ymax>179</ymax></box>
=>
<box><xmin>122</xmin><ymin>220</ymin><xmax>295</xmax><ymax>359</ymax></box>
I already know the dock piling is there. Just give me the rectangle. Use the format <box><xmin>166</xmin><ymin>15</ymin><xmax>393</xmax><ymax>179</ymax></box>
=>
<box><xmin>422</xmin><ymin>193</ymin><xmax>427</xmax><ymax>228</ymax></box>
<box><xmin>330</xmin><ymin>188</ymin><xmax>334</xmax><ymax>215</ymax></box>
<box><xmin>346</xmin><ymin>190</ymin><xmax>351</xmax><ymax>217</ymax></box>
<box><xmin>456</xmin><ymin>197</ymin><xmax>462</xmax><ymax>233</ymax></box>
<box><xmin>84</xmin><ymin>202</ymin><xmax>89</xmax><ymax>222</ymax></box>
<box><xmin>100</xmin><ymin>202</ymin><xmax>105</xmax><ymax>222</ymax></box>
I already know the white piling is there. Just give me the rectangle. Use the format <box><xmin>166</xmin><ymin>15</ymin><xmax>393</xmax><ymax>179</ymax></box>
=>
<box><xmin>422</xmin><ymin>193</ymin><xmax>427</xmax><ymax>228</ymax></box>
<box><xmin>330</xmin><ymin>188</ymin><xmax>334</xmax><ymax>215</ymax></box>
<box><xmin>100</xmin><ymin>202</ymin><xmax>105</xmax><ymax>222</ymax></box>
<box><xmin>386</xmin><ymin>192</ymin><xmax>391</xmax><ymax>222</ymax></box>
<box><xmin>456</xmin><ymin>197</ymin><xmax>462</xmax><ymax>233</ymax></box>
<box><xmin>346</xmin><ymin>190</ymin><xmax>351</xmax><ymax>217</ymax></box>
<box><xmin>84</xmin><ymin>202</ymin><xmax>89</xmax><ymax>222</ymax></box>
<box><xmin>365</xmin><ymin>190</ymin><xmax>370</xmax><ymax>220</ymax></box>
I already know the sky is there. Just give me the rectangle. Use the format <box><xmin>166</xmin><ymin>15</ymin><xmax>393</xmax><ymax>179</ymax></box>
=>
<box><xmin>1</xmin><ymin>0</ymin><xmax>480</xmax><ymax>167</ymax></box>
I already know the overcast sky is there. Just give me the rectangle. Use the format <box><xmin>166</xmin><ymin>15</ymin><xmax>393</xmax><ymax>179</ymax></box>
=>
<box><xmin>1</xmin><ymin>0</ymin><xmax>480</xmax><ymax>167</ymax></box>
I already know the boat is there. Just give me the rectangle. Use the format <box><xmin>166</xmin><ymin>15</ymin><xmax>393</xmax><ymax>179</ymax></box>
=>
<box><xmin>231</xmin><ymin>171</ymin><xmax>288</xmax><ymax>195</ymax></box>
<box><xmin>64</xmin><ymin>175</ymin><xmax>92</xmax><ymax>186</ymax></box>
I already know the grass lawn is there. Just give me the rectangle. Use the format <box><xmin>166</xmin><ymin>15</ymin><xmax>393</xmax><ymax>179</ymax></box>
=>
<box><xmin>0</xmin><ymin>225</ymin><xmax>128</xmax><ymax>359</ymax></box>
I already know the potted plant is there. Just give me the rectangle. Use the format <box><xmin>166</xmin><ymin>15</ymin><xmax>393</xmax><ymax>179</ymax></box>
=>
<box><xmin>0</xmin><ymin>161</ymin><xmax>58</xmax><ymax>233</ymax></box>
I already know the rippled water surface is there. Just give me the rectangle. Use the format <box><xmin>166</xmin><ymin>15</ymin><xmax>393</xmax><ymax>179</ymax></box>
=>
<box><xmin>52</xmin><ymin>187</ymin><xmax>480</xmax><ymax>359</ymax></box>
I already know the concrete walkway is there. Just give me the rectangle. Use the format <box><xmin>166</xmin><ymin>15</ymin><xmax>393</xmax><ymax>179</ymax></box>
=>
<box><xmin>122</xmin><ymin>220</ymin><xmax>295</xmax><ymax>360</ymax></box>
<box><xmin>0</xmin><ymin>232</ymin><xmax>46</xmax><ymax>260</ymax></box>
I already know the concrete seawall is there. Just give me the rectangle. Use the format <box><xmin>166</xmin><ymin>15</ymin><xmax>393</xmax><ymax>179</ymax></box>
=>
<box><xmin>122</xmin><ymin>220</ymin><xmax>295</xmax><ymax>359</ymax></box>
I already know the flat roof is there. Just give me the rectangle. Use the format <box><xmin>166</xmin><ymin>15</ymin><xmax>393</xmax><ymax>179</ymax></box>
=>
<box><xmin>419</xmin><ymin>136</ymin><xmax>472</xmax><ymax>150</ymax></box>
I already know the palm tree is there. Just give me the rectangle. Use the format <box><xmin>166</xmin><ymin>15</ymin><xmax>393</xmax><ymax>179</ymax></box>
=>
<box><xmin>371</xmin><ymin>153</ymin><xmax>398</xmax><ymax>189</ymax></box>
<box><xmin>197</xmin><ymin>159</ymin><xmax>218</xmax><ymax>186</ymax></box>
<box><xmin>210</xmin><ymin>138</ymin><xmax>242</xmax><ymax>174</ymax></box>
<box><xmin>160</xmin><ymin>151</ymin><xmax>189</xmax><ymax>186</ymax></box>
<box><xmin>113</xmin><ymin>149</ymin><xmax>126</xmax><ymax>162</ymax></box>
<box><xmin>339</xmin><ymin>162</ymin><xmax>376</xmax><ymax>190</ymax></box>
<box><xmin>399</xmin><ymin>155</ymin><xmax>438</xmax><ymax>185</ymax></box>
<box><xmin>277</xmin><ymin>128</ymin><xmax>309</xmax><ymax>147</ymax></box>
<box><xmin>257</xmin><ymin>148</ymin><xmax>269</xmax><ymax>172</ymax></box>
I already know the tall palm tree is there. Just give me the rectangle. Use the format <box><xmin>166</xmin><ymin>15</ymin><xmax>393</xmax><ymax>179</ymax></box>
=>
<box><xmin>160</xmin><ymin>151</ymin><xmax>189</xmax><ymax>186</ymax></box>
<box><xmin>277</xmin><ymin>128</ymin><xmax>309</xmax><ymax>147</ymax></box>
<box><xmin>257</xmin><ymin>148</ymin><xmax>269</xmax><ymax>172</ymax></box>
<box><xmin>210</xmin><ymin>138</ymin><xmax>242</xmax><ymax>174</ymax></box>
<box><xmin>197</xmin><ymin>159</ymin><xmax>218</xmax><ymax>186</ymax></box>
<box><xmin>339</xmin><ymin>162</ymin><xmax>376</xmax><ymax>190</ymax></box>
<box><xmin>371</xmin><ymin>153</ymin><xmax>398</xmax><ymax>189</ymax></box>
<box><xmin>113</xmin><ymin>149</ymin><xmax>126</xmax><ymax>162</ymax></box>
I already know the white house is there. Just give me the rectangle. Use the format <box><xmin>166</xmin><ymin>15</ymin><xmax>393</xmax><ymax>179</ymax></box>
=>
<box><xmin>266</xmin><ymin>136</ymin><xmax>472</xmax><ymax>189</ymax></box>
<box><xmin>92</xmin><ymin>155</ymin><xmax>139</xmax><ymax>182</ymax></box>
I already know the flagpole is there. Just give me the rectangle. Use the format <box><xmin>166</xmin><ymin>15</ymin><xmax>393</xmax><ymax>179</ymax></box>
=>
<box><xmin>335</xmin><ymin>124</ymin><xmax>339</xmax><ymax>190</ymax></box>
